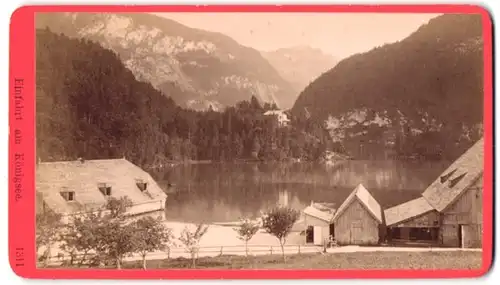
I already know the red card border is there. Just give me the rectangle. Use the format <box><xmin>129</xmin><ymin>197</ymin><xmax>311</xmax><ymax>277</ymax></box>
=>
<box><xmin>8</xmin><ymin>4</ymin><xmax>494</xmax><ymax>279</ymax></box>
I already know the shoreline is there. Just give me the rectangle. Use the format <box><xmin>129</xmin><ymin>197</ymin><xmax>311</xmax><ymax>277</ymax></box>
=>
<box><xmin>148</xmin><ymin>157</ymin><xmax>451</xmax><ymax>167</ymax></box>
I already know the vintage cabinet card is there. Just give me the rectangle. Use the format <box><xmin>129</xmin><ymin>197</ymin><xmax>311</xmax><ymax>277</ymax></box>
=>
<box><xmin>8</xmin><ymin>4</ymin><xmax>493</xmax><ymax>279</ymax></box>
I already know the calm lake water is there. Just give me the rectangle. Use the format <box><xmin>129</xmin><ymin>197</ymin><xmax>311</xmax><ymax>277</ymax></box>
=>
<box><xmin>152</xmin><ymin>161</ymin><xmax>451</xmax><ymax>224</ymax></box>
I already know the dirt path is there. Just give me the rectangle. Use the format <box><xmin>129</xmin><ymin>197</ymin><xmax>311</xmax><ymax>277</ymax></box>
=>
<box><xmin>42</xmin><ymin>220</ymin><xmax>482</xmax><ymax>266</ymax></box>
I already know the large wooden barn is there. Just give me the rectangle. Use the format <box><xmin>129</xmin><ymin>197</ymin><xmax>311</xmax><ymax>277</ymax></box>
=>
<box><xmin>421</xmin><ymin>138</ymin><xmax>484</xmax><ymax>248</ymax></box>
<box><xmin>332</xmin><ymin>184</ymin><xmax>383</xmax><ymax>245</ymax></box>
<box><xmin>36</xmin><ymin>158</ymin><xmax>168</xmax><ymax>223</ymax></box>
<box><xmin>385</xmin><ymin>138</ymin><xmax>483</xmax><ymax>248</ymax></box>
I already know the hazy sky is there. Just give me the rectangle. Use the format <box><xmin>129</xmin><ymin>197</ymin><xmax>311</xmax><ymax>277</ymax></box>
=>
<box><xmin>156</xmin><ymin>13</ymin><xmax>441</xmax><ymax>59</ymax></box>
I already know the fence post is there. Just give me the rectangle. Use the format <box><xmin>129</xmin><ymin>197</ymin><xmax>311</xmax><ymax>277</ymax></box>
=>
<box><xmin>270</xmin><ymin>246</ymin><xmax>273</xmax><ymax>255</ymax></box>
<box><xmin>298</xmin><ymin>245</ymin><xmax>301</xmax><ymax>255</ymax></box>
<box><xmin>220</xmin><ymin>246</ymin><xmax>223</xmax><ymax>256</ymax></box>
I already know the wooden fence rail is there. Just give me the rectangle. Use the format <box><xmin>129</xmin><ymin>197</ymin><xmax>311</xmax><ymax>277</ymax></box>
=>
<box><xmin>46</xmin><ymin>244</ymin><xmax>322</xmax><ymax>263</ymax></box>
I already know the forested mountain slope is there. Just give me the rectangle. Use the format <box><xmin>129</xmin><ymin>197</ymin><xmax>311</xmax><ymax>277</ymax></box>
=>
<box><xmin>35</xmin><ymin>12</ymin><xmax>297</xmax><ymax>110</ymax></box>
<box><xmin>292</xmin><ymin>14</ymin><xmax>484</xmax><ymax>160</ymax></box>
<box><xmin>36</xmin><ymin>29</ymin><xmax>333</xmax><ymax>168</ymax></box>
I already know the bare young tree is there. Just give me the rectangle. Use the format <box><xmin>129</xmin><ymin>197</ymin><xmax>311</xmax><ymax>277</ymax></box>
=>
<box><xmin>59</xmin><ymin>210</ymin><xmax>102</xmax><ymax>267</ymax></box>
<box><xmin>131</xmin><ymin>216</ymin><xmax>173</xmax><ymax>270</ymax></box>
<box><xmin>164</xmin><ymin>238</ymin><xmax>179</xmax><ymax>260</ymax></box>
<box><xmin>261</xmin><ymin>206</ymin><xmax>300</xmax><ymax>263</ymax></box>
<box><xmin>94</xmin><ymin>218</ymin><xmax>136</xmax><ymax>269</ymax></box>
<box><xmin>94</xmin><ymin>197</ymin><xmax>135</xmax><ymax>269</ymax></box>
<box><xmin>178</xmin><ymin>224</ymin><xmax>209</xmax><ymax>268</ymax></box>
<box><xmin>57</xmin><ymin>196</ymin><xmax>135</xmax><ymax>269</ymax></box>
<box><xmin>233</xmin><ymin>218</ymin><xmax>260</xmax><ymax>257</ymax></box>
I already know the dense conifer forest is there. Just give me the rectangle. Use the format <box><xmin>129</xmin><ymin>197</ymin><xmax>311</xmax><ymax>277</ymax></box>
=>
<box><xmin>36</xmin><ymin>29</ymin><xmax>334</xmax><ymax>168</ymax></box>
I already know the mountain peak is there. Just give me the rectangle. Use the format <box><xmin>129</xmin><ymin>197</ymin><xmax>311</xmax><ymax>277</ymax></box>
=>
<box><xmin>36</xmin><ymin>12</ymin><xmax>297</xmax><ymax>110</ymax></box>
<box><xmin>262</xmin><ymin>46</ymin><xmax>338</xmax><ymax>96</ymax></box>
<box><xmin>274</xmin><ymin>45</ymin><xmax>330</xmax><ymax>55</ymax></box>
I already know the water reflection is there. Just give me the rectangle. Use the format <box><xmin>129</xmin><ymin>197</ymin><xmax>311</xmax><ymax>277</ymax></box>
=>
<box><xmin>151</xmin><ymin>161</ymin><xmax>450</xmax><ymax>223</ymax></box>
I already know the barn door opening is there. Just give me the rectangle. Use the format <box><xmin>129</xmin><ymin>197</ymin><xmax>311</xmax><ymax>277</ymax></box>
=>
<box><xmin>306</xmin><ymin>226</ymin><xmax>314</xmax><ymax>243</ymax></box>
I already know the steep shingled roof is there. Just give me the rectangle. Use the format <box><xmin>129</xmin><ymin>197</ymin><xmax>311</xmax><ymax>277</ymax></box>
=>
<box><xmin>36</xmin><ymin>158</ymin><xmax>167</xmax><ymax>215</ymax></box>
<box><xmin>384</xmin><ymin>197</ymin><xmax>434</xmax><ymax>227</ymax></box>
<box><xmin>303</xmin><ymin>202</ymin><xmax>336</xmax><ymax>223</ymax></box>
<box><xmin>332</xmin><ymin>184</ymin><xmax>383</xmax><ymax>224</ymax></box>
<box><xmin>422</xmin><ymin>138</ymin><xmax>484</xmax><ymax>212</ymax></box>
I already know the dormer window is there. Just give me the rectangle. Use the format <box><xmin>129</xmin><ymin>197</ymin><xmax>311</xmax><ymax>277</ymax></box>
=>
<box><xmin>449</xmin><ymin>173</ymin><xmax>467</xmax><ymax>188</ymax></box>
<box><xmin>440</xmin><ymin>169</ymin><xmax>457</xmax><ymax>183</ymax></box>
<box><xmin>60</xmin><ymin>190</ymin><xmax>75</xmax><ymax>201</ymax></box>
<box><xmin>136</xmin><ymin>179</ymin><xmax>148</xmax><ymax>192</ymax></box>
<box><xmin>98</xmin><ymin>183</ymin><xmax>112</xmax><ymax>196</ymax></box>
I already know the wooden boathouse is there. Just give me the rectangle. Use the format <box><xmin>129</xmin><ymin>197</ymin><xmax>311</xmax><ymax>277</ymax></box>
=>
<box><xmin>385</xmin><ymin>138</ymin><xmax>483</xmax><ymax>248</ymax></box>
<box><xmin>332</xmin><ymin>184</ymin><xmax>383</xmax><ymax>245</ymax></box>
<box><xmin>422</xmin><ymin>138</ymin><xmax>483</xmax><ymax>248</ymax></box>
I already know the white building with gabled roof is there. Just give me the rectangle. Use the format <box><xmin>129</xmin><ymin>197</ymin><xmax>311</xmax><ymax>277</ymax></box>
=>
<box><xmin>36</xmin><ymin>158</ymin><xmax>168</xmax><ymax>223</ymax></box>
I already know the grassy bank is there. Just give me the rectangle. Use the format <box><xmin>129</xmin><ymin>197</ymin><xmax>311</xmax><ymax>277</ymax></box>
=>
<box><xmin>123</xmin><ymin>251</ymin><xmax>482</xmax><ymax>270</ymax></box>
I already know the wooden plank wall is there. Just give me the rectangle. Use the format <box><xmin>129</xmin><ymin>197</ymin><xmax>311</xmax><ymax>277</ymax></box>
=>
<box><xmin>442</xmin><ymin>189</ymin><xmax>481</xmax><ymax>224</ymax></box>
<box><xmin>334</xmin><ymin>199</ymin><xmax>379</xmax><ymax>245</ymax></box>
<box><xmin>440</xmin><ymin>224</ymin><xmax>460</xmax><ymax>247</ymax></box>
<box><xmin>440</xmin><ymin>176</ymin><xmax>483</xmax><ymax>248</ymax></box>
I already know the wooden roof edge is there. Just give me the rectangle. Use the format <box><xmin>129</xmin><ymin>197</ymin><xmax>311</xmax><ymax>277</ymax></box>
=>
<box><xmin>331</xmin><ymin>193</ymin><xmax>383</xmax><ymax>224</ymax></box>
<box><xmin>385</xmin><ymin>208</ymin><xmax>436</xmax><ymax>227</ymax></box>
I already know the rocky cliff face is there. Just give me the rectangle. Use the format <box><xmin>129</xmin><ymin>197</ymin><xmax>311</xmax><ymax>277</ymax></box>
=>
<box><xmin>36</xmin><ymin>12</ymin><xmax>296</xmax><ymax>111</ymax></box>
<box><xmin>292</xmin><ymin>14</ymin><xmax>485</xmax><ymax>160</ymax></box>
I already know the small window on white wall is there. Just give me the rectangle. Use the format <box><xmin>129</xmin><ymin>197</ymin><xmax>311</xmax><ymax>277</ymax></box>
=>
<box><xmin>136</xmin><ymin>179</ymin><xmax>148</xmax><ymax>192</ymax></box>
<box><xmin>98</xmin><ymin>183</ymin><xmax>112</xmax><ymax>196</ymax></box>
<box><xmin>60</xmin><ymin>190</ymin><xmax>75</xmax><ymax>201</ymax></box>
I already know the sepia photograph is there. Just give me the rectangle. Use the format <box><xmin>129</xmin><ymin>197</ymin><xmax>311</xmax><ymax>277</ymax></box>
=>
<box><xmin>33</xmin><ymin>10</ymin><xmax>486</xmax><ymax>271</ymax></box>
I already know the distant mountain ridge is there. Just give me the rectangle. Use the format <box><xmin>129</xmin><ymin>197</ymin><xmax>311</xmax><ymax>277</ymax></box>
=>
<box><xmin>36</xmin><ymin>29</ymin><xmax>334</xmax><ymax>168</ymax></box>
<box><xmin>35</xmin><ymin>12</ymin><xmax>297</xmax><ymax>111</ymax></box>
<box><xmin>292</xmin><ymin>14</ymin><xmax>485</xmax><ymax>161</ymax></box>
<box><xmin>262</xmin><ymin>46</ymin><xmax>338</xmax><ymax>101</ymax></box>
